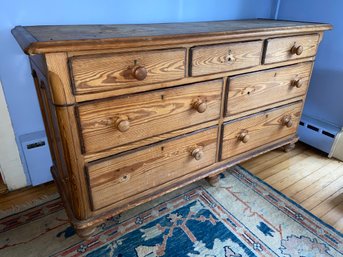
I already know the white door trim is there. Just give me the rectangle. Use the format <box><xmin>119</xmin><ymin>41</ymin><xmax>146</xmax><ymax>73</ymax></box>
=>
<box><xmin>0</xmin><ymin>80</ymin><xmax>27</xmax><ymax>190</ymax></box>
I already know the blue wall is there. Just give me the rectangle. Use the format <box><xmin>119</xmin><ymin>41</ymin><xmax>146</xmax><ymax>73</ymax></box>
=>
<box><xmin>1</xmin><ymin>0</ymin><xmax>276</xmax><ymax>140</ymax></box>
<box><xmin>277</xmin><ymin>0</ymin><xmax>343</xmax><ymax>128</ymax></box>
<box><xmin>0</xmin><ymin>0</ymin><xmax>276</xmax><ymax>185</ymax></box>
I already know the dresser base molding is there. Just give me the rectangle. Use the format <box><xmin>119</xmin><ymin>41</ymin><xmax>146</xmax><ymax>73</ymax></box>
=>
<box><xmin>52</xmin><ymin>135</ymin><xmax>298</xmax><ymax>238</ymax></box>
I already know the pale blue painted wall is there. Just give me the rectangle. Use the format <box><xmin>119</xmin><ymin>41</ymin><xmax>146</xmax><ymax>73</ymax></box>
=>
<box><xmin>0</xmin><ymin>0</ymin><xmax>276</xmax><ymax>185</ymax></box>
<box><xmin>277</xmin><ymin>0</ymin><xmax>343</xmax><ymax>128</ymax></box>
<box><xmin>1</xmin><ymin>0</ymin><xmax>276</xmax><ymax>138</ymax></box>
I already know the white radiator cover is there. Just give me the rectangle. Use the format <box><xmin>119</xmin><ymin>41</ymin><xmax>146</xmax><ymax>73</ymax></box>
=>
<box><xmin>298</xmin><ymin>114</ymin><xmax>340</xmax><ymax>155</ymax></box>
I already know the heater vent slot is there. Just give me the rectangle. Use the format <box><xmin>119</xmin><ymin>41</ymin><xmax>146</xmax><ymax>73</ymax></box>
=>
<box><xmin>322</xmin><ymin>130</ymin><xmax>335</xmax><ymax>138</ymax></box>
<box><xmin>307</xmin><ymin>124</ymin><xmax>319</xmax><ymax>132</ymax></box>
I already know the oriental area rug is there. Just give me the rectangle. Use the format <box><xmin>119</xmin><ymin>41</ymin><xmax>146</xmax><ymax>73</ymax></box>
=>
<box><xmin>0</xmin><ymin>166</ymin><xmax>342</xmax><ymax>256</ymax></box>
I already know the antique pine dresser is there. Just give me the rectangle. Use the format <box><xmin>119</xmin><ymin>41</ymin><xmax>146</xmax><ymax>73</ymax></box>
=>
<box><xmin>12</xmin><ymin>19</ymin><xmax>331</xmax><ymax>238</ymax></box>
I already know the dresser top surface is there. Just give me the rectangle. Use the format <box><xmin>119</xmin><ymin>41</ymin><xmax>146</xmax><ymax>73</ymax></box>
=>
<box><xmin>12</xmin><ymin>19</ymin><xmax>331</xmax><ymax>55</ymax></box>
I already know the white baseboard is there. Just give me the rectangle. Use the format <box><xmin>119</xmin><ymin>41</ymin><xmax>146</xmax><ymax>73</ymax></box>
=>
<box><xmin>0</xmin><ymin>80</ymin><xmax>27</xmax><ymax>190</ymax></box>
<box><xmin>329</xmin><ymin>128</ymin><xmax>343</xmax><ymax>161</ymax></box>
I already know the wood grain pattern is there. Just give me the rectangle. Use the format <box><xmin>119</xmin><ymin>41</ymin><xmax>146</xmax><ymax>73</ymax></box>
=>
<box><xmin>11</xmin><ymin>20</ymin><xmax>331</xmax><ymax>54</ymax></box>
<box><xmin>45</xmin><ymin>53</ymin><xmax>75</xmax><ymax>105</ymax></box>
<box><xmin>83</xmin><ymin>120</ymin><xmax>218</xmax><ymax>162</ymax></box>
<box><xmin>191</xmin><ymin>41</ymin><xmax>263</xmax><ymax>76</ymax></box>
<box><xmin>70</xmin><ymin>49</ymin><xmax>186</xmax><ymax>94</ymax></box>
<box><xmin>264</xmin><ymin>34</ymin><xmax>320</xmax><ymax>64</ymax></box>
<box><xmin>221</xmin><ymin>102</ymin><xmax>302</xmax><ymax>160</ymax></box>
<box><xmin>87</xmin><ymin>127</ymin><xmax>218</xmax><ymax>210</ymax></box>
<box><xmin>74</xmin><ymin>57</ymin><xmax>316</xmax><ymax>103</ymax></box>
<box><xmin>84</xmin><ymin>135</ymin><xmax>298</xmax><ymax>228</ymax></box>
<box><xmin>226</xmin><ymin>62</ymin><xmax>313</xmax><ymax>116</ymax></box>
<box><xmin>45</xmin><ymin>54</ymin><xmax>91</xmax><ymax>220</ymax></box>
<box><xmin>77</xmin><ymin>80</ymin><xmax>222</xmax><ymax>154</ymax></box>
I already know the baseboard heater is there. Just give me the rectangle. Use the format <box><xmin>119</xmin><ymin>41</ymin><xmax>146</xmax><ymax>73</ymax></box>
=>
<box><xmin>298</xmin><ymin>114</ymin><xmax>341</xmax><ymax>157</ymax></box>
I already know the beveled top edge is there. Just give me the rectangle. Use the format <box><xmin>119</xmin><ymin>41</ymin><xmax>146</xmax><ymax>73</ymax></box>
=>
<box><xmin>12</xmin><ymin>19</ymin><xmax>332</xmax><ymax>55</ymax></box>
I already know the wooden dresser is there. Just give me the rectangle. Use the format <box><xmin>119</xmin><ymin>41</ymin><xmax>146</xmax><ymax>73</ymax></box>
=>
<box><xmin>12</xmin><ymin>19</ymin><xmax>331</xmax><ymax>238</ymax></box>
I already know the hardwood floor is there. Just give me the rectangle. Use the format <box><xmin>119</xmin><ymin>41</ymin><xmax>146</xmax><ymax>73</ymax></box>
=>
<box><xmin>0</xmin><ymin>182</ymin><xmax>57</xmax><ymax>214</ymax></box>
<box><xmin>0</xmin><ymin>142</ymin><xmax>341</xmax><ymax>232</ymax></box>
<box><xmin>241</xmin><ymin>142</ymin><xmax>343</xmax><ymax>232</ymax></box>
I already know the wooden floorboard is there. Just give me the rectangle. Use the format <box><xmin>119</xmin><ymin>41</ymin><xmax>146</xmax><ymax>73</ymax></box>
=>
<box><xmin>242</xmin><ymin>142</ymin><xmax>343</xmax><ymax>232</ymax></box>
<box><xmin>0</xmin><ymin>182</ymin><xmax>57</xmax><ymax>213</ymax></box>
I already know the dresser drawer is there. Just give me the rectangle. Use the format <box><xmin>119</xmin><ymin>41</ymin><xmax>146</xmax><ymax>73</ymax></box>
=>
<box><xmin>70</xmin><ymin>48</ymin><xmax>186</xmax><ymax>94</ymax></box>
<box><xmin>86</xmin><ymin>127</ymin><xmax>218</xmax><ymax>210</ymax></box>
<box><xmin>263</xmin><ymin>34</ymin><xmax>319</xmax><ymax>64</ymax></box>
<box><xmin>221</xmin><ymin>102</ymin><xmax>302</xmax><ymax>160</ymax></box>
<box><xmin>190</xmin><ymin>41</ymin><xmax>263</xmax><ymax>76</ymax></box>
<box><xmin>225</xmin><ymin>62</ymin><xmax>312</xmax><ymax>116</ymax></box>
<box><xmin>77</xmin><ymin>80</ymin><xmax>222</xmax><ymax>153</ymax></box>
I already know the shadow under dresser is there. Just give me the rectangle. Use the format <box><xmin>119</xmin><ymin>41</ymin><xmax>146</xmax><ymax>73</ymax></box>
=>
<box><xmin>12</xmin><ymin>19</ymin><xmax>331</xmax><ymax>238</ymax></box>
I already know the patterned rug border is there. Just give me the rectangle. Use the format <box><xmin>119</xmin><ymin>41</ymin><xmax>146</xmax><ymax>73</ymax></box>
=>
<box><xmin>0</xmin><ymin>192</ymin><xmax>60</xmax><ymax>220</ymax></box>
<box><xmin>236</xmin><ymin>165</ymin><xmax>343</xmax><ymax>238</ymax></box>
<box><xmin>0</xmin><ymin>197</ymin><xmax>63</xmax><ymax>233</ymax></box>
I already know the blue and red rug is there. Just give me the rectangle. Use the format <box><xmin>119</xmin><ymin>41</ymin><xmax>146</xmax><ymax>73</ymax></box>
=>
<box><xmin>0</xmin><ymin>166</ymin><xmax>342</xmax><ymax>256</ymax></box>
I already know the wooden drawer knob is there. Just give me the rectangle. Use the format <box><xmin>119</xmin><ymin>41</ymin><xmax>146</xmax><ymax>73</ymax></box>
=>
<box><xmin>131</xmin><ymin>65</ymin><xmax>147</xmax><ymax>81</ymax></box>
<box><xmin>192</xmin><ymin>99</ymin><xmax>207</xmax><ymax>113</ymax></box>
<box><xmin>282</xmin><ymin>115</ymin><xmax>293</xmax><ymax>128</ymax></box>
<box><xmin>238</xmin><ymin>130</ymin><xmax>250</xmax><ymax>143</ymax></box>
<box><xmin>291</xmin><ymin>79</ymin><xmax>302</xmax><ymax>88</ymax></box>
<box><xmin>191</xmin><ymin>148</ymin><xmax>204</xmax><ymax>160</ymax></box>
<box><xmin>291</xmin><ymin>45</ymin><xmax>303</xmax><ymax>55</ymax></box>
<box><xmin>115</xmin><ymin>117</ymin><xmax>130</xmax><ymax>132</ymax></box>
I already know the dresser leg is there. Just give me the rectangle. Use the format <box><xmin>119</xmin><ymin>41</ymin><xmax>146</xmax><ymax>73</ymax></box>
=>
<box><xmin>76</xmin><ymin>226</ymin><xmax>97</xmax><ymax>240</ymax></box>
<box><xmin>206</xmin><ymin>174</ymin><xmax>220</xmax><ymax>186</ymax></box>
<box><xmin>282</xmin><ymin>142</ymin><xmax>296</xmax><ymax>152</ymax></box>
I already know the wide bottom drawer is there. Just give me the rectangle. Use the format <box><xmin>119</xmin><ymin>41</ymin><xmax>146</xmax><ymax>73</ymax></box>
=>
<box><xmin>86</xmin><ymin>127</ymin><xmax>218</xmax><ymax>210</ymax></box>
<box><xmin>221</xmin><ymin>102</ymin><xmax>302</xmax><ymax>160</ymax></box>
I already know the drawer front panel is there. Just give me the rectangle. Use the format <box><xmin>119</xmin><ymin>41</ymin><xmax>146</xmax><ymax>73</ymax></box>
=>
<box><xmin>221</xmin><ymin>102</ymin><xmax>302</xmax><ymax>160</ymax></box>
<box><xmin>78</xmin><ymin>80</ymin><xmax>222</xmax><ymax>153</ymax></box>
<box><xmin>70</xmin><ymin>49</ymin><xmax>186</xmax><ymax>94</ymax></box>
<box><xmin>190</xmin><ymin>41</ymin><xmax>263</xmax><ymax>76</ymax></box>
<box><xmin>226</xmin><ymin>62</ymin><xmax>312</xmax><ymax>116</ymax></box>
<box><xmin>263</xmin><ymin>34</ymin><xmax>319</xmax><ymax>64</ymax></box>
<box><xmin>87</xmin><ymin>127</ymin><xmax>218</xmax><ymax>210</ymax></box>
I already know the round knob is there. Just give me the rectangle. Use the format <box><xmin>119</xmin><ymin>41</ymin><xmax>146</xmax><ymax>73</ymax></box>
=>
<box><xmin>192</xmin><ymin>99</ymin><xmax>207</xmax><ymax>113</ymax></box>
<box><xmin>191</xmin><ymin>148</ymin><xmax>203</xmax><ymax>161</ymax></box>
<box><xmin>291</xmin><ymin>45</ymin><xmax>303</xmax><ymax>56</ymax></box>
<box><xmin>131</xmin><ymin>65</ymin><xmax>147</xmax><ymax>81</ymax></box>
<box><xmin>115</xmin><ymin>117</ymin><xmax>130</xmax><ymax>132</ymax></box>
<box><xmin>282</xmin><ymin>115</ymin><xmax>293</xmax><ymax>128</ymax></box>
<box><xmin>291</xmin><ymin>79</ymin><xmax>302</xmax><ymax>88</ymax></box>
<box><xmin>238</xmin><ymin>130</ymin><xmax>250</xmax><ymax>143</ymax></box>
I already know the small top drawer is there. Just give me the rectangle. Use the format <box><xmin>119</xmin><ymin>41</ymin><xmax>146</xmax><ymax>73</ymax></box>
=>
<box><xmin>263</xmin><ymin>34</ymin><xmax>320</xmax><ymax>64</ymax></box>
<box><xmin>190</xmin><ymin>41</ymin><xmax>263</xmax><ymax>76</ymax></box>
<box><xmin>70</xmin><ymin>49</ymin><xmax>186</xmax><ymax>94</ymax></box>
<box><xmin>77</xmin><ymin>79</ymin><xmax>222</xmax><ymax>154</ymax></box>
